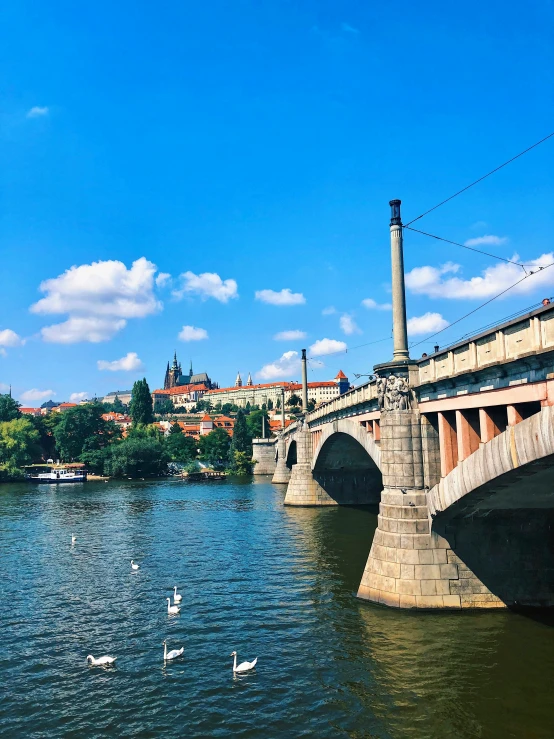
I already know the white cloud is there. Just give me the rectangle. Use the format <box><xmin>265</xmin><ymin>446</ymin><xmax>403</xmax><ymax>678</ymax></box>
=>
<box><xmin>257</xmin><ymin>350</ymin><xmax>301</xmax><ymax>380</ymax></box>
<box><xmin>41</xmin><ymin>316</ymin><xmax>127</xmax><ymax>344</ymax></box>
<box><xmin>179</xmin><ymin>325</ymin><xmax>209</xmax><ymax>341</ymax></box>
<box><xmin>97</xmin><ymin>352</ymin><xmax>144</xmax><ymax>372</ymax></box>
<box><xmin>32</xmin><ymin>257</ymin><xmax>161</xmax><ymax>343</ymax></box>
<box><xmin>20</xmin><ymin>388</ymin><xmax>54</xmax><ymax>404</ymax></box>
<box><xmin>361</xmin><ymin>298</ymin><xmax>392</xmax><ymax>311</ymax></box>
<box><xmin>0</xmin><ymin>329</ymin><xmax>24</xmax><ymax>348</ymax></box>
<box><xmin>255</xmin><ymin>288</ymin><xmax>306</xmax><ymax>306</ymax></box>
<box><xmin>407</xmin><ymin>312</ymin><xmax>449</xmax><ymax>336</ymax></box>
<box><xmin>309</xmin><ymin>338</ymin><xmax>347</xmax><ymax>356</ymax></box>
<box><xmin>69</xmin><ymin>392</ymin><xmax>88</xmax><ymax>403</ymax></box>
<box><xmin>406</xmin><ymin>255</ymin><xmax>554</xmax><ymax>300</ymax></box>
<box><xmin>322</xmin><ymin>306</ymin><xmax>337</xmax><ymax>315</ymax></box>
<box><xmin>156</xmin><ymin>272</ymin><xmax>171</xmax><ymax>287</ymax></box>
<box><xmin>341</xmin><ymin>22</ymin><xmax>360</xmax><ymax>33</ymax></box>
<box><xmin>273</xmin><ymin>330</ymin><xmax>306</xmax><ymax>341</ymax></box>
<box><xmin>173</xmin><ymin>271</ymin><xmax>238</xmax><ymax>303</ymax></box>
<box><xmin>464</xmin><ymin>234</ymin><xmax>508</xmax><ymax>247</ymax></box>
<box><xmin>27</xmin><ymin>106</ymin><xmax>49</xmax><ymax>118</ymax></box>
<box><xmin>339</xmin><ymin>314</ymin><xmax>361</xmax><ymax>336</ymax></box>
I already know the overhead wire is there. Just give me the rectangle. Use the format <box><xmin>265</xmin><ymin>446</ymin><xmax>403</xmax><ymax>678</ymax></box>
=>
<box><xmin>403</xmin><ymin>131</ymin><xmax>554</xmax><ymax>227</ymax></box>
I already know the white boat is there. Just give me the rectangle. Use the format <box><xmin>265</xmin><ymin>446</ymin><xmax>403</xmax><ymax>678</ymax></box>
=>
<box><xmin>26</xmin><ymin>467</ymin><xmax>87</xmax><ymax>483</ymax></box>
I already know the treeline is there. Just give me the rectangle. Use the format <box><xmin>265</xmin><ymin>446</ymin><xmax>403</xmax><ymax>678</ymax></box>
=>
<box><xmin>0</xmin><ymin>380</ymin><xmax>270</xmax><ymax>481</ymax></box>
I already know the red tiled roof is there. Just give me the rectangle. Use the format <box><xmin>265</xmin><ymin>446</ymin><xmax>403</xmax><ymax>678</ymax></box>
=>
<box><xmin>201</xmin><ymin>414</ymin><xmax>212</xmax><ymax>422</ymax></box>
<box><xmin>59</xmin><ymin>402</ymin><xmax>77</xmax><ymax>408</ymax></box>
<box><xmin>335</xmin><ymin>370</ymin><xmax>348</xmax><ymax>379</ymax></box>
<box><xmin>206</xmin><ymin>380</ymin><xmax>337</xmax><ymax>394</ymax></box>
<box><xmin>152</xmin><ymin>384</ymin><xmax>209</xmax><ymax>395</ymax></box>
<box><xmin>20</xmin><ymin>407</ymin><xmax>40</xmax><ymax>413</ymax></box>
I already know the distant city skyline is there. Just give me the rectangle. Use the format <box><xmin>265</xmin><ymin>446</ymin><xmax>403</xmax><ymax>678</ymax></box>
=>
<box><xmin>1</xmin><ymin>1</ymin><xmax>553</xmax><ymax>404</ymax></box>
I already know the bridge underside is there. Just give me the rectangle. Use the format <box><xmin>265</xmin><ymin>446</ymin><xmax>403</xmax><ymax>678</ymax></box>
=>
<box><xmin>313</xmin><ymin>432</ymin><xmax>382</xmax><ymax>505</ymax></box>
<box><xmin>432</xmin><ymin>454</ymin><xmax>554</xmax><ymax>608</ymax></box>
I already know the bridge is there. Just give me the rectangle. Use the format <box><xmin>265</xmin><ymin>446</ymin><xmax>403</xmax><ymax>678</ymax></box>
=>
<box><xmin>253</xmin><ymin>200</ymin><xmax>554</xmax><ymax>610</ymax></box>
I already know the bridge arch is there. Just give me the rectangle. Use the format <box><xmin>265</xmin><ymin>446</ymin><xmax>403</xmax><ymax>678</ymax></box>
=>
<box><xmin>310</xmin><ymin>419</ymin><xmax>382</xmax><ymax>505</ymax></box>
<box><xmin>429</xmin><ymin>405</ymin><xmax>554</xmax><ymax>607</ymax></box>
<box><xmin>285</xmin><ymin>439</ymin><xmax>297</xmax><ymax>469</ymax></box>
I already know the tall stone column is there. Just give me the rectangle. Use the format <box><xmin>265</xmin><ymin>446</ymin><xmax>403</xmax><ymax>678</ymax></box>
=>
<box><xmin>272</xmin><ymin>436</ymin><xmax>291</xmax><ymax>484</ymax></box>
<box><xmin>284</xmin><ymin>423</ymin><xmax>331</xmax><ymax>505</ymax></box>
<box><xmin>301</xmin><ymin>349</ymin><xmax>309</xmax><ymax>412</ymax></box>
<box><xmin>389</xmin><ymin>199</ymin><xmax>410</xmax><ymax>362</ymax></box>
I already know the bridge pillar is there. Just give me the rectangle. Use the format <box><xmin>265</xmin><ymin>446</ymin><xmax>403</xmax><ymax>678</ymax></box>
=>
<box><xmin>284</xmin><ymin>426</ymin><xmax>332</xmax><ymax>505</ymax></box>
<box><xmin>272</xmin><ymin>437</ymin><xmax>291</xmax><ymax>484</ymax></box>
<box><xmin>252</xmin><ymin>438</ymin><xmax>277</xmax><ymax>475</ymax></box>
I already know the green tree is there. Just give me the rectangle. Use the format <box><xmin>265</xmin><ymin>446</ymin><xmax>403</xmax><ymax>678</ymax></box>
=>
<box><xmin>267</xmin><ymin>398</ymin><xmax>273</xmax><ymax>411</ymax></box>
<box><xmin>0</xmin><ymin>418</ymin><xmax>41</xmax><ymax>479</ymax></box>
<box><xmin>0</xmin><ymin>394</ymin><xmax>21</xmax><ymax>422</ymax></box>
<box><xmin>105</xmin><ymin>437</ymin><xmax>169</xmax><ymax>478</ymax></box>
<box><xmin>111</xmin><ymin>395</ymin><xmax>127</xmax><ymax>413</ymax></box>
<box><xmin>198</xmin><ymin>427</ymin><xmax>231</xmax><ymax>469</ymax></box>
<box><xmin>155</xmin><ymin>398</ymin><xmax>174</xmax><ymax>417</ymax></box>
<box><xmin>276</xmin><ymin>397</ymin><xmax>281</xmax><ymax>409</ymax></box>
<box><xmin>232</xmin><ymin>450</ymin><xmax>255</xmax><ymax>475</ymax></box>
<box><xmin>229</xmin><ymin>409</ymin><xmax>253</xmax><ymax>472</ymax></box>
<box><xmin>287</xmin><ymin>393</ymin><xmax>302</xmax><ymax>407</ymax></box>
<box><xmin>222</xmin><ymin>403</ymin><xmax>233</xmax><ymax>415</ymax></box>
<box><xmin>28</xmin><ymin>414</ymin><xmax>57</xmax><ymax>460</ymax></box>
<box><xmin>246</xmin><ymin>409</ymin><xmax>270</xmax><ymax>439</ymax></box>
<box><xmin>166</xmin><ymin>423</ymin><xmax>197</xmax><ymax>462</ymax></box>
<box><xmin>54</xmin><ymin>403</ymin><xmax>120</xmax><ymax>461</ymax></box>
<box><xmin>129</xmin><ymin>379</ymin><xmax>154</xmax><ymax>425</ymax></box>
<box><xmin>245</xmin><ymin>401</ymin><xmax>251</xmax><ymax>414</ymax></box>
<box><xmin>127</xmin><ymin>423</ymin><xmax>162</xmax><ymax>440</ymax></box>
<box><xmin>307</xmin><ymin>398</ymin><xmax>316</xmax><ymax>412</ymax></box>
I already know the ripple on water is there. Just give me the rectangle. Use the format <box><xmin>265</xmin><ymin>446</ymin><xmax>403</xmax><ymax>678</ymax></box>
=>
<box><xmin>1</xmin><ymin>479</ymin><xmax>553</xmax><ymax>739</ymax></box>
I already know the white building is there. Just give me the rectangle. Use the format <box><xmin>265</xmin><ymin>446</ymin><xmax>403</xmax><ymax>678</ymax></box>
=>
<box><xmin>103</xmin><ymin>390</ymin><xmax>132</xmax><ymax>405</ymax></box>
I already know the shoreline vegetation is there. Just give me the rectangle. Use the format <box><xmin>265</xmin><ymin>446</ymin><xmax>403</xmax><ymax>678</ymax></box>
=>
<box><xmin>0</xmin><ymin>379</ymin><xmax>271</xmax><ymax>483</ymax></box>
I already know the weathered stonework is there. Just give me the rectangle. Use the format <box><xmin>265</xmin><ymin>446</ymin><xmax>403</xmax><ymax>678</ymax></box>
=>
<box><xmin>284</xmin><ymin>428</ymin><xmax>335</xmax><ymax>505</ymax></box>
<box><xmin>252</xmin><ymin>438</ymin><xmax>277</xmax><ymax>475</ymax></box>
<box><xmin>272</xmin><ymin>437</ymin><xmax>291</xmax><ymax>484</ymax></box>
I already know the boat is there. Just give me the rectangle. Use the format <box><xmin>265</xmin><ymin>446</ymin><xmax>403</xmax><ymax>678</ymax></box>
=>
<box><xmin>185</xmin><ymin>470</ymin><xmax>226</xmax><ymax>482</ymax></box>
<box><xmin>25</xmin><ymin>465</ymin><xmax>88</xmax><ymax>483</ymax></box>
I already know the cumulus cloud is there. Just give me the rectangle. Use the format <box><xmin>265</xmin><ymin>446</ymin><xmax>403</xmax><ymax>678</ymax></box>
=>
<box><xmin>156</xmin><ymin>272</ymin><xmax>171</xmax><ymax>287</ymax></box>
<box><xmin>257</xmin><ymin>350</ymin><xmax>301</xmax><ymax>380</ymax></box>
<box><xmin>179</xmin><ymin>325</ymin><xmax>208</xmax><ymax>341</ymax></box>
<box><xmin>255</xmin><ymin>288</ymin><xmax>306</xmax><ymax>306</ymax></box>
<box><xmin>69</xmin><ymin>392</ymin><xmax>88</xmax><ymax>403</ymax></box>
<box><xmin>32</xmin><ymin>257</ymin><xmax>161</xmax><ymax>343</ymax></box>
<box><xmin>407</xmin><ymin>312</ymin><xmax>450</xmax><ymax>336</ymax></box>
<box><xmin>361</xmin><ymin>298</ymin><xmax>392</xmax><ymax>311</ymax></box>
<box><xmin>20</xmin><ymin>388</ymin><xmax>54</xmax><ymax>404</ymax></box>
<box><xmin>173</xmin><ymin>271</ymin><xmax>238</xmax><ymax>303</ymax></box>
<box><xmin>406</xmin><ymin>255</ymin><xmax>554</xmax><ymax>300</ymax></box>
<box><xmin>309</xmin><ymin>338</ymin><xmax>347</xmax><ymax>356</ymax></box>
<box><xmin>0</xmin><ymin>329</ymin><xmax>24</xmax><ymax>349</ymax></box>
<box><xmin>322</xmin><ymin>306</ymin><xmax>337</xmax><ymax>315</ymax></box>
<box><xmin>273</xmin><ymin>330</ymin><xmax>306</xmax><ymax>341</ymax></box>
<box><xmin>97</xmin><ymin>352</ymin><xmax>144</xmax><ymax>372</ymax></box>
<box><xmin>464</xmin><ymin>234</ymin><xmax>508</xmax><ymax>247</ymax></box>
<box><xmin>27</xmin><ymin>106</ymin><xmax>49</xmax><ymax>118</ymax></box>
<box><xmin>339</xmin><ymin>314</ymin><xmax>361</xmax><ymax>336</ymax></box>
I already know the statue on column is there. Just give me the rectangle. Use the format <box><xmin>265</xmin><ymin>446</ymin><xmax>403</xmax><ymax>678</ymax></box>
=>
<box><xmin>377</xmin><ymin>374</ymin><xmax>411</xmax><ymax>411</ymax></box>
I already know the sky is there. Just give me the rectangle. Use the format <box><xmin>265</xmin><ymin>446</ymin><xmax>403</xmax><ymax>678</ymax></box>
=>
<box><xmin>1</xmin><ymin>0</ymin><xmax>553</xmax><ymax>405</ymax></box>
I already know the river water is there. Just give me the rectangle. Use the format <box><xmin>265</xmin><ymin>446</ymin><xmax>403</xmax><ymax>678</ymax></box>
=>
<box><xmin>0</xmin><ymin>478</ymin><xmax>552</xmax><ymax>738</ymax></box>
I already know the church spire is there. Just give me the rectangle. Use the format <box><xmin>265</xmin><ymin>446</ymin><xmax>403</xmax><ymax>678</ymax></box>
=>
<box><xmin>189</xmin><ymin>359</ymin><xmax>193</xmax><ymax>377</ymax></box>
<box><xmin>246</xmin><ymin>372</ymin><xmax>253</xmax><ymax>386</ymax></box>
<box><xmin>235</xmin><ymin>371</ymin><xmax>242</xmax><ymax>387</ymax></box>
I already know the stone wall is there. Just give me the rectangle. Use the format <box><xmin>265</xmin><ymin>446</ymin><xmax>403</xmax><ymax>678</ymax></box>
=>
<box><xmin>252</xmin><ymin>438</ymin><xmax>277</xmax><ymax>475</ymax></box>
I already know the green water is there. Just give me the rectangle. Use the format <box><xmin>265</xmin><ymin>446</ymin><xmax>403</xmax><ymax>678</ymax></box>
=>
<box><xmin>0</xmin><ymin>478</ymin><xmax>552</xmax><ymax>738</ymax></box>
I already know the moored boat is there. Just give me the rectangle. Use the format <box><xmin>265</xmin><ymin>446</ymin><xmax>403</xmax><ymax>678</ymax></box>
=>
<box><xmin>25</xmin><ymin>466</ymin><xmax>87</xmax><ymax>483</ymax></box>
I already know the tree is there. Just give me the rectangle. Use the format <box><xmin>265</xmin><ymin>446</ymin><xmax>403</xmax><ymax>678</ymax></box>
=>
<box><xmin>246</xmin><ymin>409</ymin><xmax>270</xmax><ymax>439</ymax></box>
<box><xmin>0</xmin><ymin>418</ymin><xmax>41</xmax><ymax>479</ymax></box>
<box><xmin>28</xmin><ymin>414</ymin><xmax>57</xmax><ymax>461</ymax></box>
<box><xmin>267</xmin><ymin>398</ymin><xmax>273</xmax><ymax>411</ymax></box>
<box><xmin>130</xmin><ymin>379</ymin><xmax>154</xmax><ymax>425</ymax></box>
<box><xmin>229</xmin><ymin>410</ymin><xmax>253</xmax><ymax>473</ymax></box>
<box><xmin>307</xmin><ymin>398</ymin><xmax>316</xmax><ymax>412</ymax></box>
<box><xmin>155</xmin><ymin>398</ymin><xmax>174</xmax><ymax>417</ymax></box>
<box><xmin>166</xmin><ymin>423</ymin><xmax>197</xmax><ymax>462</ymax></box>
<box><xmin>111</xmin><ymin>395</ymin><xmax>127</xmax><ymax>413</ymax></box>
<box><xmin>245</xmin><ymin>401</ymin><xmax>251</xmax><ymax>414</ymax></box>
<box><xmin>222</xmin><ymin>403</ymin><xmax>233</xmax><ymax>415</ymax></box>
<box><xmin>104</xmin><ymin>437</ymin><xmax>169</xmax><ymax>478</ymax></box>
<box><xmin>0</xmin><ymin>394</ymin><xmax>21</xmax><ymax>422</ymax></box>
<box><xmin>287</xmin><ymin>394</ymin><xmax>302</xmax><ymax>407</ymax></box>
<box><xmin>232</xmin><ymin>450</ymin><xmax>254</xmax><ymax>475</ymax></box>
<box><xmin>198</xmin><ymin>428</ymin><xmax>231</xmax><ymax>469</ymax></box>
<box><xmin>276</xmin><ymin>397</ymin><xmax>281</xmax><ymax>409</ymax></box>
<box><xmin>54</xmin><ymin>403</ymin><xmax>120</xmax><ymax>461</ymax></box>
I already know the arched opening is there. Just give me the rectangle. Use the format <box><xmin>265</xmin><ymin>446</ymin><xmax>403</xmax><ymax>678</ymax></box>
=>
<box><xmin>432</xmin><ymin>455</ymin><xmax>554</xmax><ymax>607</ymax></box>
<box><xmin>286</xmin><ymin>440</ymin><xmax>297</xmax><ymax>470</ymax></box>
<box><xmin>313</xmin><ymin>432</ymin><xmax>382</xmax><ymax>505</ymax></box>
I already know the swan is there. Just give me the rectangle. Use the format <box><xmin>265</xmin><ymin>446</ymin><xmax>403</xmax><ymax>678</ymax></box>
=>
<box><xmin>87</xmin><ymin>654</ymin><xmax>116</xmax><ymax>667</ymax></box>
<box><xmin>166</xmin><ymin>597</ymin><xmax>180</xmax><ymax>615</ymax></box>
<box><xmin>231</xmin><ymin>651</ymin><xmax>257</xmax><ymax>673</ymax></box>
<box><xmin>131</xmin><ymin>560</ymin><xmax>139</xmax><ymax>570</ymax></box>
<box><xmin>71</xmin><ymin>534</ymin><xmax>76</xmax><ymax>544</ymax></box>
<box><xmin>163</xmin><ymin>640</ymin><xmax>184</xmax><ymax>661</ymax></box>
<box><xmin>173</xmin><ymin>586</ymin><xmax>182</xmax><ymax>603</ymax></box>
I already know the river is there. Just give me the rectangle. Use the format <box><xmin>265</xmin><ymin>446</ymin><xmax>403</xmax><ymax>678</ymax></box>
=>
<box><xmin>0</xmin><ymin>478</ymin><xmax>552</xmax><ymax>738</ymax></box>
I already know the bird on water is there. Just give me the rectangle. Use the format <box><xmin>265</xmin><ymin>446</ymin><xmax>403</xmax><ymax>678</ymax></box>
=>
<box><xmin>163</xmin><ymin>640</ymin><xmax>184</xmax><ymax>661</ymax></box>
<box><xmin>173</xmin><ymin>586</ymin><xmax>182</xmax><ymax>603</ymax></box>
<box><xmin>87</xmin><ymin>654</ymin><xmax>117</xmax><ymax>667</ymax></box>
<box><xmin>166</xmin><ymin>598</ymin><xmax>180</xmax><ymax>615</ymax></box>
<box><xmin>71</xmin><ymin>534</ymin><xmax>76</xmax><ymax>544</ymax></box>
<box><xmin>131</xmin><ymin>560</ymin><xmax>139</xmax><ymax>570</ymax></box>
<box><xmin>230</xmin><ymin>651</ymin><xmax>257</xmax><ymax>673</ymax></box>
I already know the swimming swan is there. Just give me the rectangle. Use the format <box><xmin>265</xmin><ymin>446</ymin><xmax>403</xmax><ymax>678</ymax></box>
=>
<box><xmin>173</xmin><ymin>586</ymin><xmax>182</xmax><ymax>603</ymax></box>
<box><xmin>163</xmin><ymin>640</ymin><xmax>184</xmax><ymax>661</ymax></box>
<box><xmin>131</xmin><ymin>560</ymin><xmax>139</xmax><ymax>570</ymax></box>
<box><xmin>166</xmin><ymin>598</ymin><xmax>180</xmax><ymax>615</ymax></box>
<box><xmin>71</xmin><ymin>534</ymin><xmax>76</xmax><ymax>544</ymax></box>
<box><xmin>87</xmin><ymin>654</ymin><xmax>116</xmax><ymax>667</ymax></box>
<box><xmin>231</xmin><ymin>651</ymin><xmax>257</xmax><ymax>673</ymax></box>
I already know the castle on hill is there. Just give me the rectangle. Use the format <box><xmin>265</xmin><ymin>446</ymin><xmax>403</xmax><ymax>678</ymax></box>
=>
<box><xmin>163</xmin><ymin>353</ymin><xmax>217</xmax><ymax>390</ymax></box>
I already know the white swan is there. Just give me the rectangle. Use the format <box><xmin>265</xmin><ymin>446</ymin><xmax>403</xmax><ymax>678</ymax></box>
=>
<box><xmin>163</xmin><ymin>640</ymin><xmax>184</xmax><ymax>661</ymax></box>
<box><xmin>131</xmin><ymin>560</ymin><xmax>139</xmax><ymax>570</ymax></box>
<box><xmin>231</xmin><ymin>651</ymin><xmax>257</xmax><ymax>673</ymax></box>
<box><xmin>87</xmin><ymin>654</ymin><xmax>116</xmax><ymax>667</ymax></box>
<box><xmin>173</xmin><ymin>586</ymin><xmax>182</xmax><ymax>603</ymax></box>
<box><xmin>71</xmin><ymin>534</ymin><xmax>76</xmax><ymax>544</ymax></box>
<box><xmin>166</xmin><ymin>597</ymin><xmax>180</xmax><ymax>615</ymax></box>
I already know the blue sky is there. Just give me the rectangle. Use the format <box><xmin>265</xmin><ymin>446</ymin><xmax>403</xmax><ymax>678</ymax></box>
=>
<box><xmin>1</xmin><ymin>0</ymin><xmax>553</xmax><ymax>404</ymax></box>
